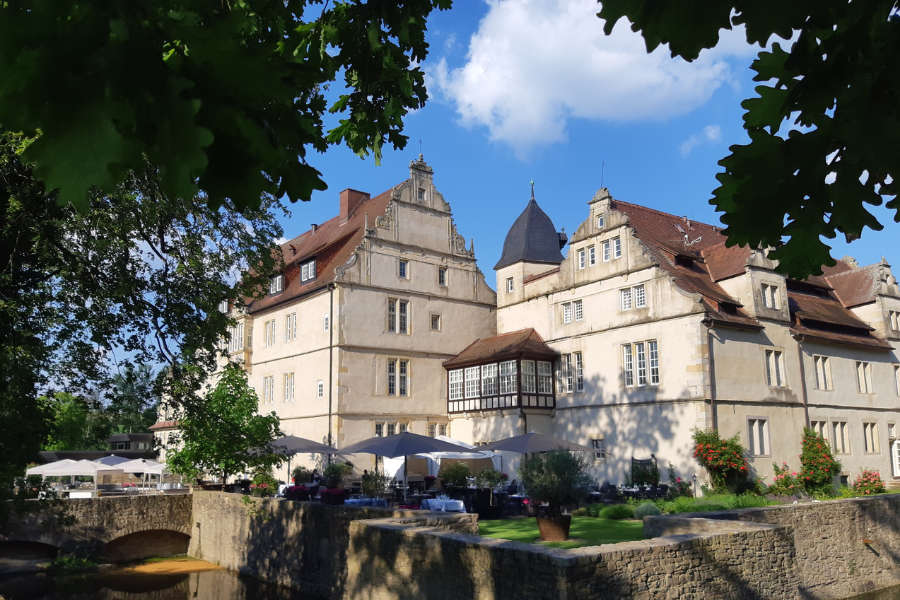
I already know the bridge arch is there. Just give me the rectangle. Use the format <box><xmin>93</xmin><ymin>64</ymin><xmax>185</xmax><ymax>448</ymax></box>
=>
<box><xmin>102</xmin><ymin>529</ymin><xmax>190</xmax><ymax>562</ymax></box>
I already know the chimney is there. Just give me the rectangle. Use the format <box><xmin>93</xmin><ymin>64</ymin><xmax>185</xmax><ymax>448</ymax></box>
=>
<box><xmin>340</xmin><ymin>188</ymin><xmax>370</xmax><ymax>221</ymax></box>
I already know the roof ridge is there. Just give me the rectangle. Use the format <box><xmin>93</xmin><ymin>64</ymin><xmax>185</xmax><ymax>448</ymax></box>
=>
<box><xmin>613</xmin><ymin>199</ymin><xmax>719</xmax><ymax>230</ymax></box>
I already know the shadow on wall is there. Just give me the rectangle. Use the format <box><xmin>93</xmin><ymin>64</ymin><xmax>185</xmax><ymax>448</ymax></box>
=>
<box><xmin>102</xmin><ymin>529</ymin><xmax>191</xmax><ymax>563</ymax></box>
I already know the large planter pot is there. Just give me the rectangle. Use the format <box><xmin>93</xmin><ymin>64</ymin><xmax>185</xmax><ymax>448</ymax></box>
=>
<box><xmin>535</xmin><ymin>514</ymin><xmax>572</xmax><ymax>541</ymax></box>
<box><xmin>321</xmin><ymin>488</ymin><xmax>346</xmax><ymax>505</ymax></box>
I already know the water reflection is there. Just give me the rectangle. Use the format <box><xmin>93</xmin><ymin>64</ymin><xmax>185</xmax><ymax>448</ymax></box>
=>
<box><xmin>0</xmin><ymin>569</ymin><xmax>321</xmax><ymax>599</ymax></box>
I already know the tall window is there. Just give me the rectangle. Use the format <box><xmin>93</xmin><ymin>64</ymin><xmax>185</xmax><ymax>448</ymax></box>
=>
<box><xmin>375</xmin><ymin>423</ymin><xmax>385</xmax><ymax>437</ymax></box>
<box><xmin>810</xmin><ymin>420</ymin><xmax>828</xmax><ymax>441</ymax></box>
<box><xmin>761</xmin><ymin>283</ymin><xmax>778</xmax><ymax>309</ymax></box>
<box><xmin>387</xmin><ymin>423</ymin><xmax>397</xmax><ymax>436</ymax></box>
<box><xmin>387</xmin><ymin>359</ymin><xmax>409</xmax><ymax>396</ymax></box>
<box><xmin>387</xmin><ymin>360</ymin><xmax>396</xmax><ymax>395</ymax></box>
<box><xmin>449</xmin><ymin>369</ymin><xmax>464</xmax><ymax>400</ymax></box>
<box><xmin>431</xmin><ymin>314</ymin><xmax>441</xmax><ymax>331</ymax></box>
<box><xmin>623</xmin><ymin>341</ymin><xmax>659</xmax><ymax>386</ymax></box>
<box><xmin>227</xmin><ymin>322</ymin><xmax>244</xmax><ymax>353</ymax></box>
<box><xmin>284</xmin><ymin>313</ymin><xmax>297</xmax><ymax>342</ymax></box>
<box><xmin>596</xmin><ymin>214</ymin><xmax>605</xmax><ymax>229</ymax></box>
<box><xmin>300</xmin><ymin>259</ymin><xmax>316</xmax><ymax>282</ymax></box>
<box><xmin>283</xmin><ymin>373</ymin><xmax>294</xmax><ymax>402</ymax></box>
<box><xmin>388</xmin><ymin>298</ymin><xmax>409</xmax><ymax>334</ymax></box>
<box><xmin>218</xmin><ymin>300</ymin><xmax>229</xmax><ymax>313</ymax></box>
<box><xmin>563</xmin><ymin>302</ymin><xmax>573</xmax><ymax>323</ymax></box>
<box><xmin>323</xmin><ymin>314</ymin><xmax>329</xmax><ymax>332</ymax></box>
<box><xmin>398</xmin><ymin>258</ymin><xmax>409</xmax><ymax>279</ymax></box>
<box><xmin>262</xmin><ymin>375</ymin><xmax>274</xmax><ymax>404</ymax></box>
<box><xmin>521</xmin><ymin>360</ymin><xmax>536</xmax><ymax>393</ymax></box>
<box><xmin>634</xmin><ymin>284</ymin><xmax>646</xmax><ymax>308</ymax></box>
<box><xmin>889</xmin><ymin>310</ymin><xmax>899</xmax><ymax>331</ymax></box>
<box><xmin>464</xmin><ymin>366</ymin><xmax>480</xmax><ymax>399</ymax></box>
<box><xmin>506</xmin><ymin>277</ymin><xmax>514</xmax><ymax>293</ymax></box>
<box><xmin>438</xmin><ymin>267</ymin><xmax>448</xmax><ymax>287</ymax></box>
<box><xmin>765</xmin><ymin>349</ymin><xmax>785</xmax><ymax>386</ymax></box>
<box><xmin>439</xmin><ymin>423</ymin><xmax>448</xmax><ymax>436</ymax></box>
<box><xmin>588</xmin><ymin>245</ymin><xmax>596</xmax><ymax>266</ymax></box>
<box><xmin>747</xmin><ymin>418</ymin><xmax>769</xmax><ymax>456</ymax></box>
<box><xmin>481</xmin><ymin>363</ymin><xmax>498</xmax><ymax>396</ymax></box>
<box><xmin>562</xmin><ymin>300</ymin><xmax>583</xmax><ymax>323</ymax></box>
<box><xmin>499</xmin><ymin>360</ymin><xmax>517</xmax><ymax>394</ymax></box>
<box><xmin>863</xmin><ymin>422</ymin><xmax>880</xmax><ymax>454</ymax></box>
<box><xmin>317</xmin><ymin>380</ymin><xmax>324</xmax><ymax>398</ymax></box>
<box><xmin>264</xmin><ymin>319</ymin><xmax>276</xmax><ymax>347</ymax></box>
<box><xmin>602</xmin><ymin>239</ymin><xmax>611</xmax><ymax>262</ymax></box>
<box><xmin>813</xmin><ymin>356</ymin><xmax>832</xmax><ymax>390</ymax></box>
<box><xmin>269</xmin><ymin>274</ymin><xmax>284</xmax><ymax>294</ymax></box>
<box><xmin>537</xmin><ymin>361</ymin><xmax>553</xmax><ymax>394</ymax></box>
<box><xmin>832</xmin><ymin>421</ymin><xmax>850</xmax><ymax>454</ymax></box>
<box><xmin>856</xmin><ymin>361</ymin><xmax>872</xmax><ymax>393</ymax></box>
<box><xmin>418</xmin><ymin>187</ymin><xmax>426</xmax><ymax>202</ymax></box>
<box><xmin>428</xmin><ymin>422</ymin><xmax>437</xmax><ymax>437</ymax></box>
<box><xmin>561</xmin><ymin>352</ymin><xmax>583</xmax><ymax>393</ymax></box>
<box><xmin>620</xmin><ymin>288</ymin><xmax>632</xmax><ymax>310</ymax></box>
<box><xmin>895</xmin><ymin>365</ymin><xmax>900</xmax><ymax>396</ymax></box>
<box><xmin>613</xmin><ymin>236</ymin><xmax>622</xmax><ymax>258</ymax></box>
<box><xmin>577</xmin><ymin>248</ymin><xmax>586</xmax><ymax>269</ymax></box>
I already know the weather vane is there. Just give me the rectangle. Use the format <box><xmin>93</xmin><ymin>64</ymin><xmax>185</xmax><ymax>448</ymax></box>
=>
<box><xmin>530</xmin><ymin>180</ymin><xmax>535</xmax><ymax>200</ymax></box>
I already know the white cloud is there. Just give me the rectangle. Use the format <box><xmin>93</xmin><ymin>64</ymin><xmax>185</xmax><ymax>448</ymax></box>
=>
<box><xmin>680</xmin><ymin>124</ymin><xmax>722</xmax><ymax>157</ymax></box>
<box><xmin>430</xmin><ymin>0</ymin><xmax>758</xmax><ymax>156</ymax></box>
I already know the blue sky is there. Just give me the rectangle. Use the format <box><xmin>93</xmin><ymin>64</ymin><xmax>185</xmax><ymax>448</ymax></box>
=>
<box><xmin>281</xmin><ymin>0</ymin><xmax>899</xmax><ymax>288</ymax></box>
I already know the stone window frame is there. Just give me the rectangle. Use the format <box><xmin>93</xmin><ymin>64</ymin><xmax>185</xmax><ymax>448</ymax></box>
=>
<box><xmin>747</xmin><ymin>416</ymin><xmax>770</xmax><ymax>457</ymax></box>
<box><xmin>856</xmin><ymin>360</ymin><xmax>873</xmax><ymax>394</ymax></box>
<box><xmin>505</xmin><ymin>277</ymin><xmax>514</xmax><ymax>293</ymax></box>
<box><xmin>812</xmin><ymin>355</ymin><xmax>833</xmax><ymax>391</ymax></box>
<box><xmin>398</xmin><ymin>258</ymin><xmax>409</xmax><ymax>279</ymax></box>
<box><xmin>862</xmin><ymin>422</ymin><xmax>880</xmax><ymax>454</ymax></box>
<box><xmin>430</xmin><ymin>313</ymin><xmax>441</xmax><ymax>331</ymax></box>
<box><xmin>764</xmin><ymin>348</ymin><xmax>787</xmax><ymax>388</ymax></box>
<box><xmin>577</xmin><ymin>248</ymin><xmax>586</xmax><ymax>270</ymax></box>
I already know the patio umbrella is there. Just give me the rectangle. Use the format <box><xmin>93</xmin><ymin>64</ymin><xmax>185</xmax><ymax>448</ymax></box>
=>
<box><xmin>96</xmin><ymin>455</ymin><xmax>130</xmax><ymax>466</ymax></box>
<box><xmin>481</xmin><ymin>432</ymin><xmax>594</xmax><ymax>454</ymax></box>
<box><xmin>267</xmin><ymin>435</ymin><xmax>336</xmax><ymax>483</ymax></box>
<box><xmin>25</xmin><ymin>459</ymin><xmax>80</xmax><ymax>476</ymax></box>
<box><xmin>339</xmin><ymin>432</ymin><xmax>471</xmax><ymax>500</ymax></box>
<box><xmin>115</xmin><ymin>458</ymin><xmax>166</xmax><ymax>474</ymax></box>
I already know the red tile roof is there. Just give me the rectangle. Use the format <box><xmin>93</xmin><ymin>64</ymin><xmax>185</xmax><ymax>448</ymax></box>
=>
<box><xmin>149</xmin><ymin>420</ymin><xmax>179</xmax><ymax>431</ymax></box>
<box><xmin>824</xmin><ymin>266</ymin><xmax>877</xmax><ymax>308</ymax></box>
<box><xmin>443</xmin><ymin>328</ymin><xmax>559</xmax><ymax>368</ymax></box>
<box><xmin>246</xmin><ymin>188</ymin><xmax>393</xmax><ymax>314</ymax></box>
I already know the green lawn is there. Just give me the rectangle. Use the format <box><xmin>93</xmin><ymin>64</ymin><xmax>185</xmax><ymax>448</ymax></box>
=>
<box><xmin>478</xmin><ymin>516</ymin><xmax>645</xmax><ymax>549</ymax></box>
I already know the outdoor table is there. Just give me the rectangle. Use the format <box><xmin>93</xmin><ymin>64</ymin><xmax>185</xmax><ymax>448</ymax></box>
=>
<box><xmin>421</xmin><ymin>497</ymin><xmax>466</xmax><ymax>512</ymax></box>
<box><xmin>345</xmin><ymin>497</ymin><xmax>388</xmax><ymax>508</ymax></box>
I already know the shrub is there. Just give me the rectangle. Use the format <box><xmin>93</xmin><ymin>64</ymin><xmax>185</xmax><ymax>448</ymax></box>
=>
<box><xmin>666</xmin><ymin>463</ymin><xmax>693</xmax><ymax>498</ymax></box>
<box><xmin>692</xmin><ymin>430</ymin><xmax>751</xmax><ymax>493</ymax></box>
<box><xmin>361</xmin><ymin>471</ymin><xmax>390</xmax><ymax>498</ymax></box>
<box><xmin>571</xmin><ymin>507</ymin><xmax>589</xmax><ymax>517</ymax></box>
<box><xmin>323</xmin><ymin>462</ymin><xmax>353</xmax><ymax>488</ymax></box>
<box><xmin>250</xmin><ymin>469</ymin><xmax>278</xmax><ymax>497</ymax></box>
<box><xmin>634</xmin><ymin>502</ymin><xmax>662</xmax><ymax>518</ymax></box>
<box><xmin>292</xmin><ymin>466</ymin><xmax>311</xmax><ymax>484</ymax></box>
<box><xmin>519</xmin><ymin>451</ymin><xmax>592</xmax><ymax>517</ymax></box>
<box><xmin>799</xmin><ymin>428</ymin><xmax>841</xmax><ymax>492</ymax></box>
<box><xmin>852</xmin><ymin>470</ymin><xmax>885</xmax><ymax>496</ymax></box>
<box><xmin>475</xmin><ymin>468</ymin><xmax>504</xmax><ymax>489</ymax></box>
<box><xmin>768</xmin><ymin>462</ymin><xmax>803</xmax><ymax>496</ymax></box>
<box><xmin>599</xmin><ymin>504</ymin><xmax>635</xmax><ymax>520</ymax></box>
<box><xmin>632</xmin><ymin>460</ymin><xmax>660</xmax><ymax>486</ymax></box>
<box><xmin>586</xmin><ymin>503</ymin><xmax>604</xmax><ymax>517</ymax></box>
<box><xmin>440</xmin><ymin>462</ymin><xmax>470</xmax><ymax>487</ymax></box>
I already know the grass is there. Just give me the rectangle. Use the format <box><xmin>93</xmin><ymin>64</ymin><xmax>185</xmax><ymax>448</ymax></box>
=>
<box><xmin>654</xmin><ymin>493</ymin><xmax>775</xmax><ymax>514</ymax></box>
<box><xmin>478</xmin><ymin>516</ymin><xmax>644</xmax><ymax>549</ymax></box>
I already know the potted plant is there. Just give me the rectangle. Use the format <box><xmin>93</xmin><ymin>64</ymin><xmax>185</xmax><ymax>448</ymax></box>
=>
<box><xmin>321</xmin><ymin>462</ymin><xmax>352</xmax><ymax>505</ymax></box>
<box><xmin>519</xmin><ymin>450</ymin><xmax>591</xmax><ymax>541</ymax></box>
<box><xmin>292</xmin><ymin>466</ymin><xmax>312</xmax><ymax>485</ymax></box>
<box><xmin>440</xmin><ymin>462</ymin><xmax>470</xmax><ymax>489</ymax></box>
<box><xmin>361</xmin><ymin>471</ymin><xmax>389</xmax><ymax>498</ymax></box>
<box><xmin>249</xmin><ymin>469</ymin><xmax>279</xmax><ymax>498</ymax></box>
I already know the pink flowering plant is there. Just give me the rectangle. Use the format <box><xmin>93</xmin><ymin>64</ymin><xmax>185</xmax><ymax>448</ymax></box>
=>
<box><xmin>799</xmin><ymin>428</ymin><xmax>841</xmax><ymax>492</ymax></box>
<box><xmin>692</xmin><ymin>430</ymin><xmax>750</xmax><ymax>492</ymax></box>
<box><xmin>250</xmin><ymin>469</ymin><xmax>279</xmax><ymax>497</ymax></box>
<box><xmin>768</xmin><ymin>462</ymin><xmax>802</xmax><ymax>496</ymax></box>
<box><xmin>852</xmin><ymin>470</ymin><xmax>885</xmax><ymax>496</ymax></box>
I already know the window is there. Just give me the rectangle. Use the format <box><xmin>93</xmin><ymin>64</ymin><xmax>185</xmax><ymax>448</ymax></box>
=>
<box><xmin>623</xmin><ymin>341</ymin><xmax>659</xmax><ymax>386</ymax></box>
<box><xmin>262</xmin><ymin>375</ymin><xmax>274</xmax><ymax>404</ymax></box>
<box><xmin>561</xmin><ymin>352</ymin><xmax>584</xmax><ymax>392</ymax></box>
<box><xmin>481</xmin><ymin>363</ymin><xmax>497</xmax><ymax>396</ymax></box>
<box><xmin>323</xmin><ymin>314</ymin><xmax>329</xmax><ymax>332</ymax></box>
<box><xmin>387</xmin><ymin>359</ymin><xmax>409</xmax><ymax>396</ymax></box>
<box><xmin>613</xmin><ymin>236</ymin><xmax>622</xmax><ymax>258</ymax></box>
<box><xmin>889</xmin><ymin>310</ymin><xmax>899</xmax><ymax>331</ymax></box>
<box><xmin>895</xmin><ymin>365</ymin><xmax>900</xmax><ymax>396</ymax></box>
<box><xmin>417</xmin><ymin>187</ymin><xmax>426</xmax><ymax>203</ymax></box>
<box><xmin>449</xmin><ymin>369</ymin><xmax>464</xmax><ymax>401</ymax></box>
<box><xmin>499</xmin><ymin>360</ymin><xmax>517</xmax><ymax>395</ymax></box>
<box><xmin>427</xmin><ymin>422</ymin><xmax>437</xmax><ymax>437</ymax></box>
<box><xmin>375</xmin><ymin>423</ymin><xmax>385</xmax><ymax>437</ymax></box>
<box><xmin>813</xmin><ymin>356</ymin><xmax>832</xmax><ymax>390</ymax></box>
<box><xmin>888</xmin><ymin>422</ymin><xmax>896</xmax><ymax>440</ymax></box>
<box><xmin>621</xmin><ymin>285</ymin><xmax>646</xmax><ymax>310</ymax></box>
<box><xmin>439</xmin><ymin>423</ymin><xmax>448</xmax><ymax>437</ymax></box>
<box><xmin>285</xmin><ymin>313</ymin><xmax>297</xmax><ymax>342</ymax></box>
<box><xmin>398</xmin><ymin>259</ymin><xmax>408</xmax><ymax>279</ymax></box>
<box><xmin>269</xmin><ymin>274</ymin><xmax>284</xmax><ymax>294</ymax></box>
<box><xmin>856</xmin><ymin>361</ymin><xmax>872</xmax><ymax>393</ymax></box>
<box><xmin>562</xmin><ymin>300</ymin><xmax>583</xmax><ymax>323</ymax></box>
<box><xmin>464</xmin><ymin>366</ymin><xmax>480</xmax><ymax>399</ymax></box>
<box><xmin>227</xmin><ymin>322</ymin><xmax>244</xmax><ymax>353</ymax></box>
<box><xmin>399</xmin><ymin>422</ymin><xmax>408</xmax><ymax>433</ymax></box>
<box><xmin>387</xmin><ymin>423</ymin><xmax>397</xmax><ymax>436</ymax></box>
<box><xmin>300</xmin><ymin>259</ymin><xmax>316</xmax><ymax>282</ymax></box>
<box><xmin>765</xmin><ymin>349</ymin><xmax>785</xmax><ymax>387</ymax></box>
<box><xmin>810</xmin><ymin>420</ymin><xmax>829</xmax><ymax>441</ymax></box>
<box><xmin>283</xmin><ymin>373</ymin><xmax>294</xmax><ymax>402</ymax></box>
<box><xmin>506</xmin><ymin>277</ymin><xmax>514</xmax><ymax>293</ymax></box>
<box><xmin>521</xmin><ymin>360</ymin><xmax>536</xmax><ymax>393</ymax></box>
<box><xmin>388</xmin><ymin>298</ymin><xmax>409</xmax><ymax>334</ymax></box>
<box><xmin>596</xmin><ymin>214</ymin><xmax>605</xmax><ymax>229</ymax></box>
<box><xmin>317</xmin><ymin>380</ymin><xmax>324</xmax><ymax>398</ymax></box>
<box><xmin>591</xmin><ymin>438</ymin><xmax>607</xmax><ymax>461</ymax></box>
<box><xmin>863</xmin><ymin>422</ymin><xmax>880</xmax><ymax>454</ymax></box>
<box><xmin>218</xmin><ymin>300</ymin><xmax>229</xmax><ymax>313</ymax></box>
<box><xmin>577</xmin><ymin>248</ymin><xmax>586</xmax><ymax>269</ymax></box>
<box><xmin>634</xmin><ymin>284</ymin><xmax>646</xmax><ymax>308</ymax></box>
<box><xmin>747</xmin><ymin>418</ymin><xmax>769</xmax><ymax>456</ymax></box>
<box><xmin>832</xmin><ymin>421</ymin><xmax>850</xmax><ymax>454</ymax></box>
<box><xmin>537</xmin><ymin>361</ymin><xmax>553</xmax><ymax>394</ymax></box>
<box><xmin>588</xmin><ymin>245</ymin><xmax>596</xmax><ymax>266</ymax></box>
<box><xmin>431</xmin><ymin>314</ymin><xmax>441</xmax><ymax>331</ymax></box>
<box><xmin>602</xmin><ymin>240</ymin><xmax>611</xmax><ymax>262</ymax></box>
<box><xmin>620</xmin><ymin>288</ymin><xmax>632</xmax><ymax>310</ymax></box>
<box><xmin>264</xmin><ymin>319</ymin><xmax>276</xmax><ymax>347</ymax></box>
<box><xmin>438</xmin><ymin>266</ymin><xmax>447</xmax><ymax>287</ymax></box>
<box><xmin>761</xmin><ymin>283</ymin><xmax>778</xmax><ymax>309</ymax></box>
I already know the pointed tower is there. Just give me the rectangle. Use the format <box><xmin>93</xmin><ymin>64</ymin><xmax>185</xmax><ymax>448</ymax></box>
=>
<box><xmin>495</xmin><ymin>184</ymin><xmax>567</xmax><ymax>306</ymax></box>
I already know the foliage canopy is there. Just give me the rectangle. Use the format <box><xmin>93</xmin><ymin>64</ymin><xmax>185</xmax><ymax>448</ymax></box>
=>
<box><xmin>519</xmin><ymin>450</ymin><xmax>592</xmax><ymax>516</ymax></box>
<box><xmin>599</xmin><ymin>1</ymin><xmax>899</xmax><ymax>277</ymax></box>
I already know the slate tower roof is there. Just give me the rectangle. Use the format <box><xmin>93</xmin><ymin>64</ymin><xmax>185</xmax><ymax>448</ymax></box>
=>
<box><xmin>494</xmin><ymin>191</ymin><xmax>566</xmax><ymax>270</ymax></box>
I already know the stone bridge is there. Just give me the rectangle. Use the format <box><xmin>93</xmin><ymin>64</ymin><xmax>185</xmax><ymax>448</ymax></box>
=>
<box><xmin>1</xmin><ymin>494</ymin><xmax>192</xmax><ymax>561</ymax></box>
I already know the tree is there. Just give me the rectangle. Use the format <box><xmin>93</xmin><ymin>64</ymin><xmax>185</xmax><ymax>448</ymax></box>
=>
<box><xmin>598</xmin><ymin>2</ymin><xmax>899</xmax><ymax>277</ymax></box>
<box><xmin>518</xmin><ymin>450</ymin><xmax>592</xmax><ymax>517</ymax></box>
<box><xmin>107</xmin><ymin>364</ymin><xmax>161</xmax><ymax>434</ymax></box>
<box><xmin>167</xmin><ymin>364</ymin><xmax>282</xmax><ymax>483</ymax></box>
<box><xmin>0</xmin><ymin>1</ymin><xmax>450</xmax><ymax>212</ymax></box>
<box><xmin>42</xmin><ymin>392</ymin><xmax>111</xmax><ymax>452</ymax></box>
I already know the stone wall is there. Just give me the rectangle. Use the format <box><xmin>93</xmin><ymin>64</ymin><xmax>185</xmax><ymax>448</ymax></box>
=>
<box><xmin>344</xmin><ymin>517</ymin><xmax>798</xmax><ymax>600</ymax></box>
<box><xmin>647</xmin><ymin>494</ymin><xmax>900</xmax><ymax>599</ymax></box>
<box><xmin>188</xmin><ymin>491</ymin><xmax>476</xmax><ymax>598</ymax></box>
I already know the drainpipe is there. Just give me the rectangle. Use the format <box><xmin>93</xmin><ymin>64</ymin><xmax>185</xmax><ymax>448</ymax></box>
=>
<box><xmin>703</xmin><ymin>321</ymin><xmax>718</xmax><ymax>431</ymax></box>
<box><xmin>794</xmin><ymin>335</ymin><xmax>811</xmax><ymax>428</ymax></box>
<box><xmin>328</xmin><ymin>283</ymin><xmax>335</xmax><ymax>464</ymax></box>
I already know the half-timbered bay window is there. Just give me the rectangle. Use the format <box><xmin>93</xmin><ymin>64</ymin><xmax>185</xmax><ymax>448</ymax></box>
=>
<box><xmin>499</xmin><ymin>360</ymin><xmax>517</xmax><ymax>394</ymax></box>
<box><xmin>449</xmin><ymin>369</ymin><xmax>464</xmax><ymax>401</ymax></box>
<box><xmin>537</xmin><ymin>361</ymin><xmax>553</xmax><ymax>393</ymax></box>
<box><xmin>464</xmin><ymin>366</ymin><xmax>480</xmax><ymax>398</ymax></box>
<box><xmin>481</xmin><ymin>363</ymin><xmax>497</xmax><ymax>395</ymax></box>
<box><xmin>521</xmin><ymin>360</ymin><xmax>536</xmax><ymax>393</ymax></box>
<box><xmin>623</xmin><ymin>340</ymin><xmax>659</xmax><ymax>386</ymax></box>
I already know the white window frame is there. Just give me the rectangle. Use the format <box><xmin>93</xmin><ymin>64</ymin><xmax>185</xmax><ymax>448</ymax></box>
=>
<box><xmin>895</xmin><ymin>365</ymin><xmax>900</xmax><ymax>396</ymax></box>
<box><xmin>427</xmin><ymin>422</ymin><xmax>437</xmax><ymax>437</ymax></box>
<box><xmin>613</xmin><ymin>236</ymin><xmax>622</xmax><ymax>259</ymax></box>
<box><xmin>285</xmin><ymin>312</ymin><xmax>297</xmax><ymax>342</ymax></box>
<box><xmin>262</xmin><ymin>375</ymin><xmax>274</xmax><ymax>404</ymax></box>
<box><xmin>464</xmin><ymin>366</ymin><xmax>480</xmax><ymax>399</ymax></box>
<box><xmin>521</xmin><ymin>360</ymin><xmax>536</xmax><ymax>394</ymax></box>
<box><xmin>438</xmin><ymin>423</ymin><xmax>448</xmax><ymax>437</ymax></box>
<box><xmin>537</xmin><ymin>361</ymin><xmax>553</xmax><ymax>394</ymax></box>
<box><xmin>561</xmin><ymin>352</ymin><xmax>583</xmax><ymax>393</ymax></box>
<box><xmin>620</xmin><ymin>288</ymin><xmax>632</xmax><ymax>310</ymax></box>
<box><xmin>863</xmin><ymin>422</ymin><xmax>880</xmax><ymax>454</ymax></box>
<box><xmin>574</xmin><ymin>299</ymin><xmax>583</xmax><ymax>321</ymax></box>
<box><xmin>387</xmin><ymin>422</ymin><xmax>397</xmax><ymax>436</ymax></box>
<box><xmin>269</xmin><ymin>274</ymin><xmax>284</xmax><ymax>294</ymax></box>
<box><xmin>499</xmin><ymin>360</ymin><xmax>517</xmax><ymax>395</ymax></box>
<box><xmin>227</xmin><ymin>322</ymin><xmax>244</xmax><ymax>353</ymax></box>
<box><xmin>588</xmin><ymin>245</ymin><xmax>596</xmax><ymax>266</ymax></box>
<box><xmin>264</xmin><ymin>319</ymin><xmax>276</xmax><ymax>347</ymax></box>
<box><xmin>623</xmin><ymin>340</ymin><xmax>659</xmax><ymax>386</ymax></box>
<box><xmin>623</xmin><ymin>344</ymin><xmax>634</xmax><ymax>386</ymax></box>
<box><xmin>300</xmin><ymin>259</ymin><xmax>316</xmax><ymax>282</ymax></box>
<box><xmin>449</xmin><ymin>369</ymin><xmax>464</xmax><ymax>401</ymax></box>
<box><xmin>283</xmin><ymin>372</ymin><xmax>294</xmax><ymax>402</ymax></box>
<box><xmin>765</xmin><ymin>349</ymin><xmax>786</xmax><ymax>387</ymax></box>
<box><xmin>562</xmin><ymin>302</ymin><xmax>573</xmax><ymax>324</ymax></box>
<box><xmin>596</xmin><ymin>214</ymin><xmax>605</xmax><ymax>229</ymax></box>
<box><xmin>375</xmin><ymin>422</ymin><xmax>385</xmax><ymax>437</ymax></box>
<box><xmin>602</xmin><ymin>240</ymin><xmax>611</xmax><ymax>262</ymax></box>
<box><xmin>856</xmin><ymin>361</ymin><xmax>873</xmax><ymax>393</ymax></box>
<box><xmin>399</xmin><ymin>360</ymin><xmax>408</xmax><ymax>396</ymax></box>
<box><xmin>506</xmin><ymin>277</ymin><xmax>514</xmax><ymax>293</ymax></box>
<box><xmin>577</xmin><ymin>248</ymin><xmax>586</xmax><ymax>270</ymax></box>
<box><xmin>634</xmin><ymin>284</ymin><xmax>646</xmax><ymax>308</ymax></box>
<box><xmin>388</xmin><ymin>298</ymin><xmax>409</xmax><ymax>334</ymax></box>
<box><xmin>218</xmin><ymin>300</ymin><xmax>229</xmax><ymax>313</ymax></box>
<box><xmin>481</xmin><ymin>363</ymin><xmax>498</xmax><ymax>396</ymax></box>
<box><xmin>747</xmin><ymin>417</ymin><xmax>770</xmax><ymax>457</ymax></box>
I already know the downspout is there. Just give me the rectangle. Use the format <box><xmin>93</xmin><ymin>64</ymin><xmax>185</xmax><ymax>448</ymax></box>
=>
<box><xmin>703</xmin><ymin>320</ymin><xmax>718</xmax><ymax>432</ymax></box>
<box><xmin>328</xmin><ymin>283</ymin><xmax>335</xmax><ymax>463</ymax></box>
<box><xmin>794</xmin><ymin>335</ymin><xmax>810</xmax><ymax>428</ymax></box>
